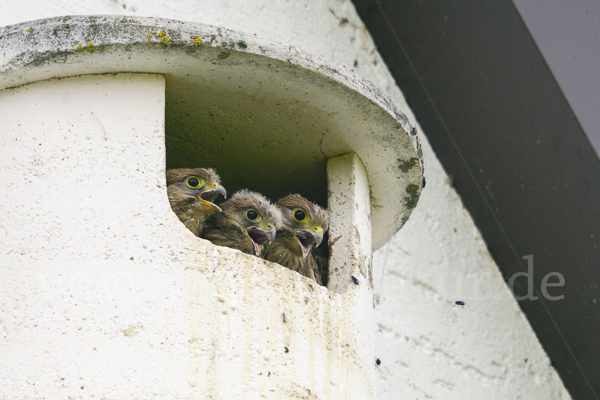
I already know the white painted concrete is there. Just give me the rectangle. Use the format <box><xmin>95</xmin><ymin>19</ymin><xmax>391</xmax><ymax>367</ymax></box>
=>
<box><xmin>327</xmin><ymin>153</ymin><xmax>372</xmax><ymax>294</ymax></box>
<box><xmin>0</xmin><ymin>15</ymin><xmax>422</xmax><ymax>252</ymax></box>
<box><xmin>372</xmin><ymin>144</ymin><xmax>572</xmax><ymax>399</ymax></box>
<box><xmin>0</xmin><ymin>74</ymin><xmax>374</xmax><ymax>399</ymax></box>
<box><xmin>0</xmin><ymin>1</ymin><xmax>572</xmax><ymax>399</ymax></box>
<box><xmin>326</xmin><ymin>153</ymin><xmax>376</xmax><ymax>397</ymax></box>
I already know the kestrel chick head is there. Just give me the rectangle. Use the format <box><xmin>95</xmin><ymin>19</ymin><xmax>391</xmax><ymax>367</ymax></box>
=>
<box><xmin>202</xmin><ymin>190</ymin><xmax>283</xmax><ymax>256</ymax></box>
<box><xmin>167</xmin><ymin>168</ymin><xmax>227</xmax><ymax>236</ymax></box>
<box><xmin>263</xmin><ymin>194</ymin><xmax>329</xmax><ymax>285</ymax></box>
<box><xmin>276</xmin><ymin>194</ymin><xmax>329</xmax><ymax>258</ymax></box>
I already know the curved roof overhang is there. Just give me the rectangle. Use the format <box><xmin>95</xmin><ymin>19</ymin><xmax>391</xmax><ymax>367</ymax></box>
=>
<box><xmin>0</xmin><ymin>15</ymin><xmax>423</xmax><ymax>250</ymax></box>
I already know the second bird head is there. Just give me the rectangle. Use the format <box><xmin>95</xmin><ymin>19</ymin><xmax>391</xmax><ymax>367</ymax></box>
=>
<box><xmin>220</xmin><ymin>190</ymin><xmax>283</xmax><ymax>255</ymax></box>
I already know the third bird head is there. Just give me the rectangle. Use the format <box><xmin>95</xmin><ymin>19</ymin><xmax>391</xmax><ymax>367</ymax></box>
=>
<box><xmin>276</xmin><ymin>194</ymin><xmax>329</xmax><ymax>258</ymax></box>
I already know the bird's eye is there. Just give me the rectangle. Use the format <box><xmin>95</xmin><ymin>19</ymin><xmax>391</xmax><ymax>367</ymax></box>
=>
<box><xmin>186</xmin><ymin>176</ymin><xmax>204</xmax><ymax>189</ymax></box>
<box><xmin>293</xmin><ymin>209</ymin><xmax>308</xmax><ymax>223</ymax></box>
<box><xmin>246</xmin><ymin>209</ymin><xmax>260</xmax><ymax>222</ymax></box>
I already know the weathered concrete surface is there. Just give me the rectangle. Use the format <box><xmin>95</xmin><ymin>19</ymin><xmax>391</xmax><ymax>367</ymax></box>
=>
<box><xmin>327</xmin><ymin>153</ymin><xmax>372</xmax><ymax>294</ymax></box>
<box><xmin>325</xmin><ymin>153</ymin><xmax>376</xmax><ymax>397</ymax></box>
<box><xmin>0</xmin><ymin>15</ymin><xmax>422</xmax><ymax>252</ymax></box>
<box><xmin>0</xmin><ymin>74</ymin><xmax>374</xmax><ymax>399</ymax></box>
<box><xmin>372</xmin><ymin>145</ymin><xmax>573</xmax><ymax>399</ymax></box>
<box><xmin>0</xmin><ymin>2</ymin><xmax>572</xmax><ymax>399</ymax></box>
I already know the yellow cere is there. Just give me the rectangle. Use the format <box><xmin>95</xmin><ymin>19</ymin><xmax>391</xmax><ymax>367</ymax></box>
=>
<box><xmin>157</xmin><ymin>31</ymin><xmax>166</xmax><ymax>37</ymax></box>
<box><xmin>161</xmin><ymin>37</ymin><xmax>171</xmax><ymax>44</ymax></box>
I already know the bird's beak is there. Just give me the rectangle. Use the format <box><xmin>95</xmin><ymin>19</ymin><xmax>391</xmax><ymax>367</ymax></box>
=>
<box><xmin>195</xmin><ymin>196</ymin><xmax>222</xmax><ymax>213</ymax></box>
<box><xmin>196</xmin><ymin>185</ymin><xmax>227</xmax><ymax>213</ymax></box>
<box><xmin>200</xmin><ymin>185</ymin><xmax>227</xmax><ymax>202</ymax></box>
<box><xmin>246</xmin><ymin>226</ymin><xmax>274</xmax><ymax>256</ymax></box>
<box><xmin>264</xmin><ymin>225</ymin><xmax>276</xmax><ymax>244</ymax></box>
<box><xmin>295</xmin><ymin>229</ymin><xmax>324</xmax><ymax>258</ymax></box>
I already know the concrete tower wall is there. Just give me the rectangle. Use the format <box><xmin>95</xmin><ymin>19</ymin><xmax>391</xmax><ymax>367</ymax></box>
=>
<box><xmin>0</xmin><ymin>73</ymin><xmax>375</xmax><ymax>399</ymax></box>
<box><xmin>0</xmin><ymin>1</ymin><xmax>571</xmax><ymax>399</ymax></box>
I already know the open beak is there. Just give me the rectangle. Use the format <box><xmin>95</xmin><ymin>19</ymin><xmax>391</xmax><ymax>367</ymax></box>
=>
<box><xmin>295</xmin><ymin>229</ymin><xmax>324</xmax><ymax>258</ymax></box>
<box><xmin>196</xmin><ymin>185</ymin><xmax>227</xmax><ymax>212</ymax></box>
<box><xmin>246</xmin><ymin>226</ymin><xmax>275</xmax><ymax>256</ymax></box>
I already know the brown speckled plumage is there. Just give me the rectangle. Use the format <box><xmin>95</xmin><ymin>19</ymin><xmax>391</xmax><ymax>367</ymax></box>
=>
<box><xmin>202</xmin><ymin>190</ymin><xmax>282</xmax><ymax>256</ymax></box>
<box><xmin>263</xmin><ymin>194</ymin><xmax>329</xmax><ymax>285</ymax></box>
<box><xmin>167</xmin><ymin>168</ymin><xmax>226</xmax><ymax>236</ymax></box>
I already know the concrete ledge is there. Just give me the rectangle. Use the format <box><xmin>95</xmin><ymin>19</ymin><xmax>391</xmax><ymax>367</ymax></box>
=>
<box><xmin>0</xmin><ymin>15</ymin><xmax>423</xmax><ymax>250</ymax></box>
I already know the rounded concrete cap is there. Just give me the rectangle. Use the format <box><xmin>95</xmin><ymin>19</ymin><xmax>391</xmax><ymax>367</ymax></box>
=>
<box><xmin>0</xmin><ymin>15</ymin><xmax>423</xmax><ymax>250</ymax></box>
